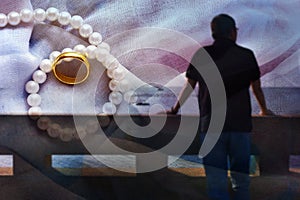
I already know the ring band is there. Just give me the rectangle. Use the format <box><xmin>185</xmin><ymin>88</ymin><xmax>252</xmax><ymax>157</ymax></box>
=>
<box><xmin>52</xmin><ymin>52</ymin><xmax>90</xmax><ymax>85</ymax></box>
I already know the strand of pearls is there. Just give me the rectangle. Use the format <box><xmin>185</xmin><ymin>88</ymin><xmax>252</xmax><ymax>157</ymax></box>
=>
<box><xmin>0</xmin><ymin>7</ymin><xmax>137</xmax><ymax>141</ymax></box>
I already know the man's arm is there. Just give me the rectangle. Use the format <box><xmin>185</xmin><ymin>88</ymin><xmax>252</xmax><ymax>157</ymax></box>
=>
<box><xmin>169</xmin><ymin>78</ymin><xmax>197</xmax><ymax>114</ymax></box>
<box><xmin>251</xmin><ymin>79</ymin><xmax>274</xmax><ymax>116</ymax></box>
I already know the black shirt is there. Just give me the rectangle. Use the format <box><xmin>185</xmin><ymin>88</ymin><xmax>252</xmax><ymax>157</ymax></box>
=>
<box><xmin>186</xmin><ymin>38</ymin><xmax>260</xmax><ymax>132</ymax></box>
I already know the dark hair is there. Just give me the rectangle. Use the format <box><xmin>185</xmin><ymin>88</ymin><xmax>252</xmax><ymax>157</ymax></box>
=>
<box><xmin>211</xmin><ymin>14</ymin><xmax>236</xmax><ymax>39</ymax></box>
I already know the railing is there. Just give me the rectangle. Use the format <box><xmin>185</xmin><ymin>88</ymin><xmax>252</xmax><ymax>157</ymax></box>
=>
<box><xmin>0</xmin><ymin>115</ymin><xmax>299</xmax><ymax>176</ymax></box>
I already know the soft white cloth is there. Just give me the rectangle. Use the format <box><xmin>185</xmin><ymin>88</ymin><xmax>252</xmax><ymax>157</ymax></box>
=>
<box><xmin>0</xmin><ymin>0</ymin><xmax>299</xmax><ymax>114</ymax></box>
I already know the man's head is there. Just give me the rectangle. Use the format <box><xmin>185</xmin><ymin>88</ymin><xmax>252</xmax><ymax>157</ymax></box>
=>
<box><xmin>211</xmin><ymin>14</ymin><xmax>237</xmax><ymax>41</ymax></box>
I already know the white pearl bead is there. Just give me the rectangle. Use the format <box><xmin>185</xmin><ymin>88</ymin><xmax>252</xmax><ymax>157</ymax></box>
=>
<box><xmin>58</xmin><ymin>11</ymin><xmax>71</xmax><ymax>25</ymax></box>
<box><xmin>102</xmin><ymin>54</ymin><xmax>116</xmax><ymax>68</ymax></box>
<box><xmin>124</xmin><ymin>91</ymin><xmax>138</xmax><ymax>103</ymax></box>
<box><xmin>27</xmin><ymin>94</ymin><xmax>42</xmax><ymax>107</ymax></box>
<box><xmin>79</xmin><ymin>24</ymin><xmax>93</xmax><ymax>38</ymax></box>
<box><xmin>73</xmin><ymin>44</ymin><xmax>86</xmax><ymax>55</ymax></box>
<box><xmin>95</xmin><ymin>48</ymin><xmax>109</xmax><ymax>63</ymax></box>
<box><xmin>33</xmin><ymin>8</ymin><xmax>46</xmax><ymax>22</ymax></box>
<box><xmin>109</xmin><ymin>79</ymin><xmax>120</xmax><ymax>91</ymax></box>
<box><xmin>107</xmin><ymin>60</ymin><xmax>120</xmax><ymax>70</ymax></box>
<box><xmin>99</xmin><ymin>42</ymin><xmax>111</xmax><ymax>52</ymax></box>
<box><xmin>33</xmin><ymin>70</ymin><xmax>47</xmax><ymax>84</ymax></box>
<box><xmin>112</xmin><ymin>67</ymin><xmax>125</xmax><ymax>81</ymax></box>
<box><xmin>62</xmin><ymin>48</ymin><xmax>74</xmax><ymax>62</ymax></box>
<box><xmin>47</xmin><ymin>123</ymin><xmax>61</xmax><ymax>138</ymax></box>
<box><xmin>107</xmin><ymin>68</ymin><xmax>114</xmax><ymax>79</ymax></box>
<box><xmin>85</xmin><ymin>45</ymin><xmax>97</xmax><ymax>59</ymax></box>
<box><xmin>102</xmin><ymin>102</ymin><xmax>117</xmax><ymax>114</ymax></box>
<box><xmin>62</xmin><ymin>48</ymin><xmax>73</xmax><ymax>53</ymax></box>
<box><xmin>88</xmin><ymin>32</ymin><xmax>103</xmax><ymax>46</ymax></box>
<box><xmin>37</xmin><ymin>117</ymin><xmax>51</xmax><ymax>130</ymax></box>
<box><xmin>70</xmin><ymin>15</ymin><xmax>83</xmax><ymax>29</ymax></box>
<box><xmin>8</xmin><ymin>11</ymin><xmax>21</xmax><ymax>26</ymax></box>
<box><xmin>85</xmin><ymin>120</ymin><xmax>99</xmax><ymax>134</ymax></box>
<box><xmin>60</xmin><ymin>128</ymin><xmax>74</xmax><ymax>142</ymax></box>
<box><xmin>46</xmin><ymin>7</ymin><xmax>59</xmax><ymax>21</ymax></box>
<box><xmin>109</xmin><ymin>92</ymin><xmax>123</xmax><ymax>105</ymax></box>
<box><xmin>119</xmin><ymin>79</ymin><xmax>130</xmax><ymax>93</ymax></box>
<box><xmin>39</xmin><ymin>59</ymin><xmax>52</xmax><ymax>73</ymax></box>
<box><xmin>20</xmin><ymin>9</ymin><xmax>33</xmax><ymax>23</ymax></box>
<box><xmin>28</xmin><ymin>106</ymin><xmax>42</xmax><ymax>116</ymax></box>
<box><xmin>49</xmin><ymin>51</ymin><xmax>61</xmax><ymax>62</ymax></box>
<box><xmin>47</xmin><ymin>7</ymin><xmax>59</xmax><ymax>21</ymax></box>
<box><xmin>25</xmin><ymin>81</ymin><xmax>40</xmax><ymax>94</ymax></box>
<box><xmin>0</xmin><ymin>13</ymin><xmax>8</xmax><ymax>27</ymax></box>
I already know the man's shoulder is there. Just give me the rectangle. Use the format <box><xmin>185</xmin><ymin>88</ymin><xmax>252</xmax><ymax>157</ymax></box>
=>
<box><xmin>203</xmin><ymin>44</ymin><xmax>214</xmax><ymax>51</ymax></box>
<box><xmin>192</xmin><ymin>45</ymin><xmax>214</xmax><ymax>56</ymax></box>
<box><xmin>234</xmin><ymin>44</ymin><xmax>255</xmax><ymax>55</ymax></box>
<box><xmin>192</xmin><ymin>43</ymin><xmax>256</xmax><ymax>59</ymax></box>
<box><xmin>190</xmin><ymin>45</ymin><xmax>214</xmax><ymax>60</ymax></box>
<box><xmin>201</xmin><ymin>43</ymin><xmax>254</xmax><ymax>55</ymax></box>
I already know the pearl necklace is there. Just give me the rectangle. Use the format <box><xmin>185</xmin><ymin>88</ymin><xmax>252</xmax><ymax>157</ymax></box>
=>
<box><xmin>0</xmin><ymin>7</ymin><xmax>137</xmax><ymax>141</ymax></box>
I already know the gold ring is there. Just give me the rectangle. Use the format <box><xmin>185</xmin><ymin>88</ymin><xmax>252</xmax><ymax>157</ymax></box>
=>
<box><xmin>52</xmin><ymin>52</ymin><xmax>90</xmax><ymax>85</ymax></box>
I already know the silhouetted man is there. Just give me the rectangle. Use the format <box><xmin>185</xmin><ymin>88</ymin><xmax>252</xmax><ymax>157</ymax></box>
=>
<box><xmin>170</xmin><ymin>14</ymin><xmax>273</xmax><ymax>200</ymax></box>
